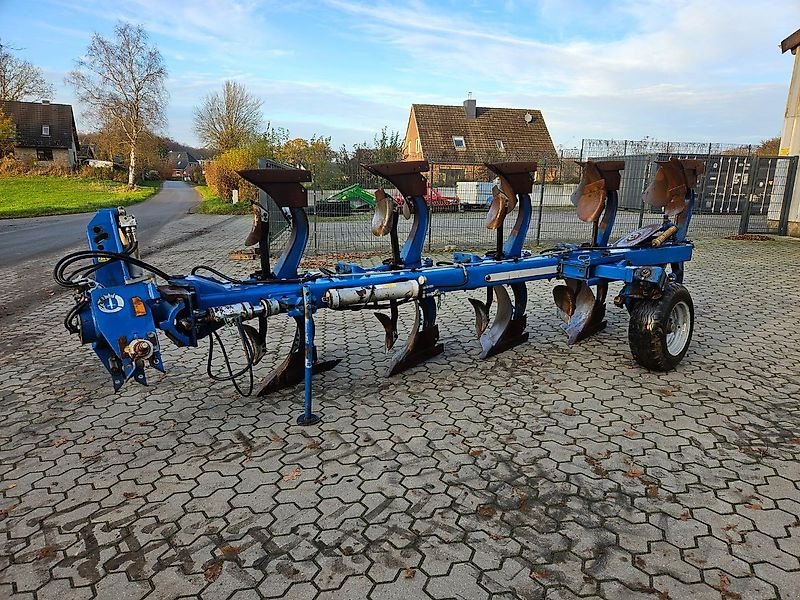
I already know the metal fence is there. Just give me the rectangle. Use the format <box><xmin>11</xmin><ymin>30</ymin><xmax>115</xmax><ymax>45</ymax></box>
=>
<box><xmin>259</xmin><ymin>139</ymin><xmax>796</xmax><ymax>255</ymax></box>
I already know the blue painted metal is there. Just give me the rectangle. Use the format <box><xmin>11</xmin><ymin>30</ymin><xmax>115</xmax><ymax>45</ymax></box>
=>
<box><xmin>86</xmin><ymin>209</ymin><xmax>136</xmax><ymax>286</ymax></box>
<box><xmin>297</xmin><ymin>286</ymin><xmax>320</xmax><ymax>425</ymax></box>
<box><xmin>63</xmin><ymin>159</ymin><xmax>699</xmax><ymax>426</ymax></box>
<box><xmin>595</xmin><ymin>190</ymin><xmax>618</xmax><ymax>247</ymax></box>
<box><xmin>502</xmin><ymin>193</ymin><xmax>533</xmax><ymax>258</ymax></box>
<box><xmin>674</xmin><ymin>189</ymin><xmax>695</xmax><ymax>242</ymax></box>
<box><xmin>401</xmin><ymin>195</ymin><xmax>430</xmax><ymax>268</ymax></box>
<box><xmin>273</xmin><ymin>207</ymin><xmax>309</xmax><ymax>279</ymax></box>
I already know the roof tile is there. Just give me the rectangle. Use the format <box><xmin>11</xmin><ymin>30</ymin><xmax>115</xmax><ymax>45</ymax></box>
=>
<box><xmin>0</xmin><ymin>100</ymin><xmax>79</xmax><ymax>150</ymax></box>
<box><xmin>412</xmin><ymin>103</ymin><xmax>557</xmax><ymax>164</ymax></box>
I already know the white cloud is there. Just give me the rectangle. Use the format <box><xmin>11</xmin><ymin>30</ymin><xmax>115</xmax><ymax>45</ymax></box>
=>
<box><xmin>325</xmin><ymin>0</ymin><xmax>800</xmax><ymax>145</ymax></box>
<box><xmin>47</xmin><ymin>0</ymin><xmax>800</xmax><ymax>147</ymax></box>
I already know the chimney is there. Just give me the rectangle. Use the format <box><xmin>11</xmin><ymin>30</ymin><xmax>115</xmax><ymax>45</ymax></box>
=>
<box><xmin>463</xmin><ymin>93</ymin><xmax>476</xmax><ymax>119</ymax></box>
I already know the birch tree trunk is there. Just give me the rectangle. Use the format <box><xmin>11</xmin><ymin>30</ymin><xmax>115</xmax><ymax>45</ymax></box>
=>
<box><xmin>128</xmin><ymin>144</ymin><xmax>136</xmax><ymax>188</ymax></box>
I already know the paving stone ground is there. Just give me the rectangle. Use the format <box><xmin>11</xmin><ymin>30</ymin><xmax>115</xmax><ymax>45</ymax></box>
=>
<box><xmin>1</xmin><ymin>214</ymin><xmax>800</xmax><ymax>599</ymax></box>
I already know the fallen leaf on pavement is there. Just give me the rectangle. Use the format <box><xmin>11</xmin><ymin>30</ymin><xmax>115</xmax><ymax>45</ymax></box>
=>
<box><xmin>35</xmin><ymin>546</ymin><xmax>57</xmax><ymax>560</ymax></box>
<box><xmin>530</xmin><ymin>569</ymin><xmax>551</xmax><ymax>580</ymax></box>
<box><xmin>282</xmin><ymin>467</ymin><xmax>302</xmax><ymax>482</ymax></box>
<box><xmin>204</xmin><ymin>562</ymin><xmax>223</xmax><ymax>583</ymax></box>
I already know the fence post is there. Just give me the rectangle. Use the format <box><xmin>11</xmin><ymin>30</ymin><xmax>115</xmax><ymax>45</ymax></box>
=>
<box><xmin>739</xmin><ymin>155</ymin><xmax>760</xmax><ymax>234</ymax></box>
<box><xmin>427</xmin><ymin>164</ymin><xmax>434</xmax><ymax>252</ymax></box>
<box><xmin>697</xmin><ymin>144</ymin><xmax>712</xmax><ymax>213</ymax></box>
<box><xmin>779</xmin><ymin>156</ymin><xmax>798</xmax><ymax>236</ymax></box>
<box><xmin>535</xmin><ymin>159</ymin><xmax>546</xmax><ymax>246</ymax></box>
<box><xmin>313</xmin><ymin>191</ymin><xmax>318</xmax><ymax>254</ymax></box>
<box><xmin>638</xmin><ymin>159</ymin><xmax>649</xmax><ymax>228</ymax></box>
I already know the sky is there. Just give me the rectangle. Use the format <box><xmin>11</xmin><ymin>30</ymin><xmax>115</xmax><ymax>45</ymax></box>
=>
<box><xmin>1</xmin><ymin>0</ymin><xmax>798</xmax><ymax>150</ymax></box>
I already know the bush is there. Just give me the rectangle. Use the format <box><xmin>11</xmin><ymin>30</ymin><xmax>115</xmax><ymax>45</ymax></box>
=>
<box><xmin>0</xmin><ymin>155</ymin><xmax>27</xmax><ymax>175</ymax></box>
<box><xmin>77</xmin><ymin>164</ymin><xmax>128</xmax><ymax>182</ymax></box>
<box><xmin>185</xmin><ymin>164</ymin><xmax>205</xmax><ymax>184</ymax></box>
<box><xmin>0</xmin><ymin>155</ymin><xmax>73</xmax><ymax>176</ymax></box>
<box><xmin>205</xmin><ymin>147</ymin><xmax>259</xmax><ymax>203</ymax></box>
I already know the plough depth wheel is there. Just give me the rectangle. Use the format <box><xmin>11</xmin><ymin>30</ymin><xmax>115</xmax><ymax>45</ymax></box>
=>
<box><xmin>628</xmin><ymin>283</ymin><xmax>694</xmax><ymax>371</ymax></box>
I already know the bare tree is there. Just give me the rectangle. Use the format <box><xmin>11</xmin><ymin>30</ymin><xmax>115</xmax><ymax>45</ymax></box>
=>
<box><xmin>0</xmin><ymin>39</ymin><xmax>55</xmax><ymax>101</ymax></box>
<box><xmin>193</xmin><ymin>81</ymin><xmax>262</xmax><ymax>151</ymax></box>
<box><xmin>66</xmin><ymin>23</ymin><xmax>167</xmax><ymax>187</ymax></box>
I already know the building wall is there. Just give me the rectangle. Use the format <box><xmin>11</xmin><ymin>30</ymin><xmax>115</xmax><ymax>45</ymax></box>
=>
<box><xmin>429</xmin><ymin>163</ymin><xmax>491</xmax><ymax>185</ymax></box>
<box><xmin>14</xmin><ymin>146</ymin><xmax>75</xmax><ymax>169</ymax></box>
<box><xmin>403</xmin><ymin>108</ymin><xmax>424</xmax><ymax>161</ymax></box>
<box><xmin>429</xmin><ymin>162</ymin><xmax>560</xmax><ymax>186</ymax></box>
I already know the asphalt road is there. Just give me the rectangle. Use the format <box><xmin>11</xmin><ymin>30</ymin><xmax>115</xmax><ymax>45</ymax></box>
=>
<box><xmin>0</xmin><ymin>180</ymin><xmax>199</xmax><ymax>268</ymax></box>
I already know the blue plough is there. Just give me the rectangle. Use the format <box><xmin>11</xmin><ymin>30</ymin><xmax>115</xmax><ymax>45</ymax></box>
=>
<box><xmin>55</xmin><ymin>158</ymin><xmax>702</xmax><ymax>425</ymax></box>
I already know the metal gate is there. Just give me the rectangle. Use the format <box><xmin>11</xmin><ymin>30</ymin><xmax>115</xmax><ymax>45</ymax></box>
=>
<box><xmin>739</xmin><ymin>155</ymin><xmax>798</xmax><ymax>235</ymax></box>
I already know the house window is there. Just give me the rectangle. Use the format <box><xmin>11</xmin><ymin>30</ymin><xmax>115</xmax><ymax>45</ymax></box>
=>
<box><xmin>37</xmin><ymin>148</ymin><xmax>54</xmax><ymax>161</ymax></box>
<box><xmin>42</xmin><ymin>125</ymin><xmax>50</xmax><ymax>136</ymax></box>
<box><xmin>415</xmin><ymin>138</ymin><xmax>421</xmax><ymax>154</ymax></box>
<box><xmin>452</xmin><ymin>136</ymin><xmax>466</xmax><ymax>150</ymax></box>
<box><xmin>495</xmin><ymin>140</ymin><xmax>505</xmax><ymax>152</ymax></box>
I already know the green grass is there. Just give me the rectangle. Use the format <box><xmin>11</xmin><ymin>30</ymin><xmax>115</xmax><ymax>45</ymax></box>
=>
<box><xmin>0</xmin><ymin>176</ymin><xmax>160</xmax><ymax>218</ymax></box>
<box><xmin>193</xmin><ymin>185</ymin><xmax>251</xmax><ymax>215</ymax></box>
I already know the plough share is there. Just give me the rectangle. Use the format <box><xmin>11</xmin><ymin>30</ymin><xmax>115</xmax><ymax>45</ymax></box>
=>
<box><xmin>55</xmin><ymin>158</ymin><xmax>702</xmax><ymax>425</ymax></box>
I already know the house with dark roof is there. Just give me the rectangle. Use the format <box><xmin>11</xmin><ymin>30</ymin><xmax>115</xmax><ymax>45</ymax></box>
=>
<box><xmin>0</xmin><ymin>100</ymin><xmax>80</xmax><ymax>169</ymax></box>
<box><xmin>166</xmin><ymin>150</ymin><xmax>200</xmax><ymax>179</ymax></box>
<box><xmin>403</xmin><ymin>97</ymin><xmax>557</xmax><ymax>185</ymax></box>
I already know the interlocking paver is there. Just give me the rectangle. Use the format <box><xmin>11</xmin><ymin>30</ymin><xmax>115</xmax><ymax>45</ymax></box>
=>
<box><xmin>2</xmin><ymin>216</ymin><xmax>800</xmax><ymax>599</ymax></box>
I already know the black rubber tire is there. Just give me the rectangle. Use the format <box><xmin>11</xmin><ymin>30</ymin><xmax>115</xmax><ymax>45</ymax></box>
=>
<box><xmin>628</xmin><ymin>283</ymin><xmax>694</xmax><ymax>371</ymax></box>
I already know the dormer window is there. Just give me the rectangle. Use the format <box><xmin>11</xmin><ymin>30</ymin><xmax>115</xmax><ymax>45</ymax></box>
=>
<box><xmin>495</xmin><ymin>140</ymin><xmax>505</xmax><ymax>152</ymax></box>
<box><xmin>42</xmin><ymin>125</ymin><xmax>50</xmax><ymax>136</ymax></box>
<box><xmin>452</xmin><ymin>136</ymin><xmax>465</xmax><ymax>150</ymax></box>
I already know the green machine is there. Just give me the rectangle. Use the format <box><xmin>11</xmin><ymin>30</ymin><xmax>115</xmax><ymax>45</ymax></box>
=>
<box><xmin>315</xmin><ymin>184</ymin><xmax>375</xmax><ymax>216</ymax></box>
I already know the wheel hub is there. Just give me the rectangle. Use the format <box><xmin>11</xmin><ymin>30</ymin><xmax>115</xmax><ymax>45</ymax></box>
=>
<box><xmin>666</xmin><ymin>301</ymin><xmax>691</xmax><ymax>355</ymax></box>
